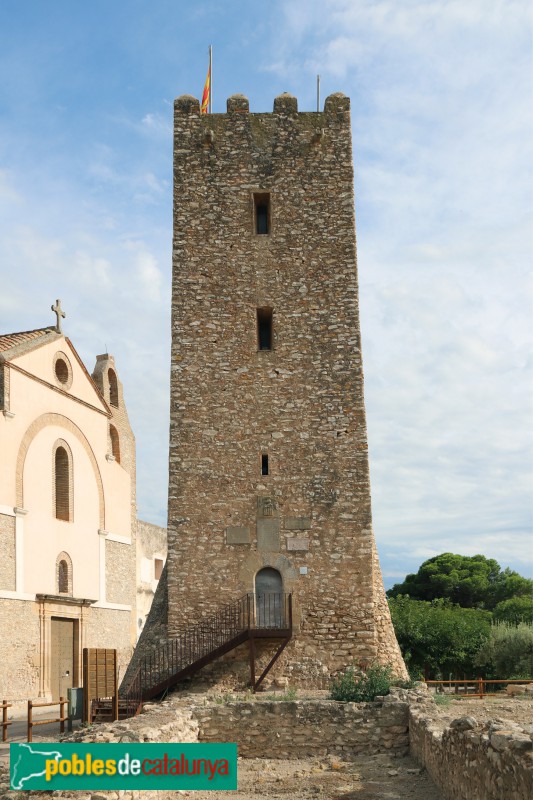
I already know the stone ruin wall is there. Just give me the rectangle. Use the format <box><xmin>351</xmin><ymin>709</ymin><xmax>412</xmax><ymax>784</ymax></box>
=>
<box><xmin>195</xmin><ymin>696</ymin><xmax>410</xmax><ymax>759</ymax></box>
<box><xmin>5</xmin><ymin>690</ymin><xmax>531</xmax><ymax>800</ymax></box>
<box><xmin>165</xmin><ymin>90</ymin><xmax>407</xmax><ymax>685</ymax></box>
<box><xmin>409</xmin><ymin>700</ymin><xmax>532</xmax><ymax>800</ymax></box>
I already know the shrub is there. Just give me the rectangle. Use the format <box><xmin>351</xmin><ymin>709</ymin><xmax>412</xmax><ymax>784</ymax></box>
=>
<box><xmin>329</xmin><ymin>664</ymin><xmax>393</xmax><ymax>702</ymax></box>
<box><xmin>474</xmin><ymin>622</ymin><xmax>533</xmax><ymax>679</ymax></box>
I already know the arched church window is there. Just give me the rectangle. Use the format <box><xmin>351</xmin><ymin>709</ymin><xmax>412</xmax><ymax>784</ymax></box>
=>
<box><xmin>58</xmin><ymin>560</ymin><xmax>68</xmax><ymax>593</ymax></box>
<box><xmin>56</xmin><ymin>552</ymin><xmax>73</xmax><ymax>595</ymax></box>
<box><xmin>53</xmin><ymin>441</ymin><xmax>73</xmax><ymax>522</ymax></box>
<box><xmin>108</xmin><ymin>369</ymin><xmax>119</xmax><ymax>407</ymax></box>
<box><xmin>109</xmin><ymin>424</ymin><xmax>120</xmax><ymax>463</ymax></box>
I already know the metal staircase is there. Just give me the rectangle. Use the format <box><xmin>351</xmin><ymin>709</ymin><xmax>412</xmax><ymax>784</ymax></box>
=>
<box><xmin>119</xmin><ymin>592</ymin><xmax>293</xmax><ymax>717</ymax></box>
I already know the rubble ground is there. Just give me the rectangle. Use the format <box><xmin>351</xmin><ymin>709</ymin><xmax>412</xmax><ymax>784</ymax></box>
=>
<box><xmin>181</xmin><ymin>752</ymin><xmax>444</xmax><ymax>800</ymax></box>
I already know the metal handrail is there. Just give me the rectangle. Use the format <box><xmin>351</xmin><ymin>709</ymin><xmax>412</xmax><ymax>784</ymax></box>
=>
<box><xmin>120</xmin><ymin>592</ymin><xmax>292</xmax><ymax>714</ymax></box>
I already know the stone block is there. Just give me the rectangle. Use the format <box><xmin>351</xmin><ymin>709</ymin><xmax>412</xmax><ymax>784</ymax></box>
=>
<box><xmin>285</xmin><ymin>517</ymin><xmax>311</xmax><ymax>531</ymax></box>
<box><xmin>226</xmin><ymin>526</ymin><xmax>250</xmax><ymax>545</ymax></box>
<box><xmin>287</xmin><ymin>538</ymin><xmax>309</xmax><ymax>551</ymax></box>
<box><xmin>257</xmin><ymin>518</ymin><xmax>280</xmax><ymax>551</ymax></box>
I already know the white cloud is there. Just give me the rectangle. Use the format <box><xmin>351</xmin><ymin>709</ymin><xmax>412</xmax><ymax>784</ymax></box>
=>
<box><xmin>141</xmin><ymin>112</ymin><xmax>172</xmax><ymax>138</ymax></box>
<box><xmin>135</xmin><ymin>250</ymin><xmax>162</xmax><ymax>302</ymax></box>
<box><xmin>73</xmin><ymin>251</ymin><xmax>113</xmax><ymax>288</ymax></box>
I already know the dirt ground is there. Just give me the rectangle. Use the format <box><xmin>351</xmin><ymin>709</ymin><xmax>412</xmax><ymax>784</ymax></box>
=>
<box><xmin>0</xmin><ymin>750</ymin><xmax>442</xmax><ymax>800</ymax></box>
<box><xmin>429</xmin><ymin>694</ymin><xmax>533</xmax><ymax>730</ymax></box>
<box><xmin>180</xmin><ymin>752</ymin><xmax>444</xmax><ymax>800</ymax></box>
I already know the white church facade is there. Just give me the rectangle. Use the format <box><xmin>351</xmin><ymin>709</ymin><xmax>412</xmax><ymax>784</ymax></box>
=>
<box><xmin>0</xmin><ymin>305</ymin><xmax>165</xmax><ymax>705</ymax></box>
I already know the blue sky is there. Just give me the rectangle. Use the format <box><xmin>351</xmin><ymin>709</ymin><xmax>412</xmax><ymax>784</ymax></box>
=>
<box><xmin>1</xmin><ymin>0</ymin><xmax>531</xmax><ymax>587</ymax></box>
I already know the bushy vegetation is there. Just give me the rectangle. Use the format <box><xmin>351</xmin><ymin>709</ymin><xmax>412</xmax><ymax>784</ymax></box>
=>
<box><xmin>387</xmin><ymin>554</ymin><xmax>532</xmax><ymax>679</ymax></box>
<box><xmin>474</xmin><ymin>622</ymin><xmax>533</xmax><ymax>679</ymax></box>
<box><xmin>329</xmin><ymin>665</ymin><xmax>394</xmax><ymax>702</ymax></box>
<box><xmin>388</xmin><ymin>595</ymin><xmax>492</xmax><ymax>679</ymax></box>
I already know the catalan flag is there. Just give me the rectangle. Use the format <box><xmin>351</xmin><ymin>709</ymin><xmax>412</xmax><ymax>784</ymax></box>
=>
<box><xmin>201</xmin><ymin>59</ymin><xmax>211</xmax><ymax>114</ymax></box>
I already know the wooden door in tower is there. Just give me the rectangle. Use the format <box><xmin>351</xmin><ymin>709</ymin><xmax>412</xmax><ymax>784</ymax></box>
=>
<box><xmin>50</xmin><ymin>618</ymin><xmax>74</xmax><ymax>700</ymax></box>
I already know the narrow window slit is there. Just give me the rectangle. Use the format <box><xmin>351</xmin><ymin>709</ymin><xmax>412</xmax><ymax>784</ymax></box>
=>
<box><xmin>261</xmin><ymin>454</ymin><xmax>269</xmax><ymax>476</ymax></box>
<box><xmin>257</xmin><ymin>307</ymin><xmax>273</xmax><ymax>350</ymax></box>
<box><xmin>254</xmin><ymin>193</ymin><xmax>270</xmax><ymax>235</ymax></box>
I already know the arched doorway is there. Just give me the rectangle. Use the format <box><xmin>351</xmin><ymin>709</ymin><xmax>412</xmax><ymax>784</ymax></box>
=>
<box><xmin>255</xmin><ymin>567</ymin><xmax>283</xmax><ymax>628</ymax></box>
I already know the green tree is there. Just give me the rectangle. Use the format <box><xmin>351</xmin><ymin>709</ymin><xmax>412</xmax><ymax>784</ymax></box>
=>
<box><xmin>387</xmin><ymin>553</ymin><xmax>532</xmax><ymax>610</ymax></box>
<box><xmin>474</xmin><ymin>622</ymin><xmax>533</xmax><ymax>679</ymax></box>
<box><xmin>388</xmin><ymin>595</ymin><xmax>492</xmax><ymax>678</ymax></box>
<box><xmin>493</xmin><ymin>595</ymin><xmax>533</xmax><ymax>625</ymax></box>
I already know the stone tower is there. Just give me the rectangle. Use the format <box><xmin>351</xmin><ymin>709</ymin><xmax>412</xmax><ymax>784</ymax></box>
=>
<box><xmin>166</xmin><ymin>91</ymin><xmax>406</xmax><ymax>684</ymax></box>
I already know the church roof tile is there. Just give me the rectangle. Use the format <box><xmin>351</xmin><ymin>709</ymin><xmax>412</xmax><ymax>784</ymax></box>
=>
<box><xmin>0</xmin><ymin>327</ymin><xmax>57</xmax><ymax>354</ymax></box>
<box><xmin>0</xmin><ymin>327</ymin><xmax>62</xmax><ymax>361</ymax></box>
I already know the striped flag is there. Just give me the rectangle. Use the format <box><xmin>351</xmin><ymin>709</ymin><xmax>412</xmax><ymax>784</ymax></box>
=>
<box><xmin>201</xmin><ymin>63</ymin><xmax>210</xmax><ymax>114</ymax></box>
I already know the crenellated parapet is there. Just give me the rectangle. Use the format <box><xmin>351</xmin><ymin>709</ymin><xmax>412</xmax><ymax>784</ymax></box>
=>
<box><xmin>175</xmin><ymin>91</ymin><xmax>350</xmax><ymax>115</ymax></box>
<box><xmin>173</xmin><ymin>92</ymin><xmax>351</xmax><ymax>157</ymax></box>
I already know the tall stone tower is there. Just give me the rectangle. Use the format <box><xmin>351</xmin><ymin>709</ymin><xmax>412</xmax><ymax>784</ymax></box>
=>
<box><xmin>167</xmin><ymin>91</ymin><xmax>406</xmax><ymax>684</ymax></box>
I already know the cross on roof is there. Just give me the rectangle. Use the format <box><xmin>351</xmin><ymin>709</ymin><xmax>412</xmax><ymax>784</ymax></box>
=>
<box><xmin>51</xmin><ymin>299</ymin><xmax>66</xmax><ymax>333</ymax></box>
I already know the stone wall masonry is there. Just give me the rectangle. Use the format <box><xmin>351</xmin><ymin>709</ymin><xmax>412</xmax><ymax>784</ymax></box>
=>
<box><xmin>195</xmin><ymin>696</ymin><xmax>410</xmax><ymax>759</ymax></box>
<box><xmin>0</xmin><ymin>513</ymin><xmax>16</xmax><ymax>590</ymax></box>
<box><xmin>105</xmin><ymin>538</ymin><xmax>135</xmax><ymax>607</ymax></box>
<box><xmin>65</xmin><ymin>698</ymin><xmax>199</xmax><ymax>745</ymax></box>
<box><xmin>120</xmin><ymin>563</ymin><xmax>168</xmax><ymax>693</ymax></box>
<box><xmin>0</xmin><ymin>599</ymin><xmax>40</xmax><ymax>702</ymax></box>
<box><xmin>164</xmin><ymin>89</ymin><xmax>407</xmax><ymax>687</ymax></box>
<box><xmin>84</xmin><ymin>607</ymin><xmax>137</xmax><ymax>687</ymax></box>
<box><xmin>409</xmin><ymin>701</ymin><xmax>533</xmax><ymax>800</ymax></box>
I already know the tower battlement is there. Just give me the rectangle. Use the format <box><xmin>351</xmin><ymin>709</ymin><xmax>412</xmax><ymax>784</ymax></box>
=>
<box><xmin>172</xmin><ymin>93</ymin><xmax>352</xmax><ymax>174</ymax></box>
<box><xmin>175</xmin><ymin>91</ymin><xmax>350</xmax><ymax>115</ymax></box>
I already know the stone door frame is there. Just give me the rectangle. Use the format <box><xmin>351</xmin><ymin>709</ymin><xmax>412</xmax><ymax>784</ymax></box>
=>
<box><xmin>36</xmin><ymin>594</ymin><xmax>93</xmax><ymax>699</ymax></box>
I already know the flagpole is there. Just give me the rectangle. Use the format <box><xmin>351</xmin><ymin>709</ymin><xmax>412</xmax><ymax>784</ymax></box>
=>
<box><xmin>209</xmin><ymin>45</ymin><xmax>212</xmax><ymax>113</ymax></box>
<box><xmin>317</xmin><ymin>74</ymin><xmax>320</xmax><ymax>112</ymax></box>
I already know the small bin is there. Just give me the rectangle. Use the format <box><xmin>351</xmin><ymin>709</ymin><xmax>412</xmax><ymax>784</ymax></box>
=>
<box><xmin>67</xmin><ymin>687</ymin><xmax>83</xmax><ymax>731</ymax></box>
